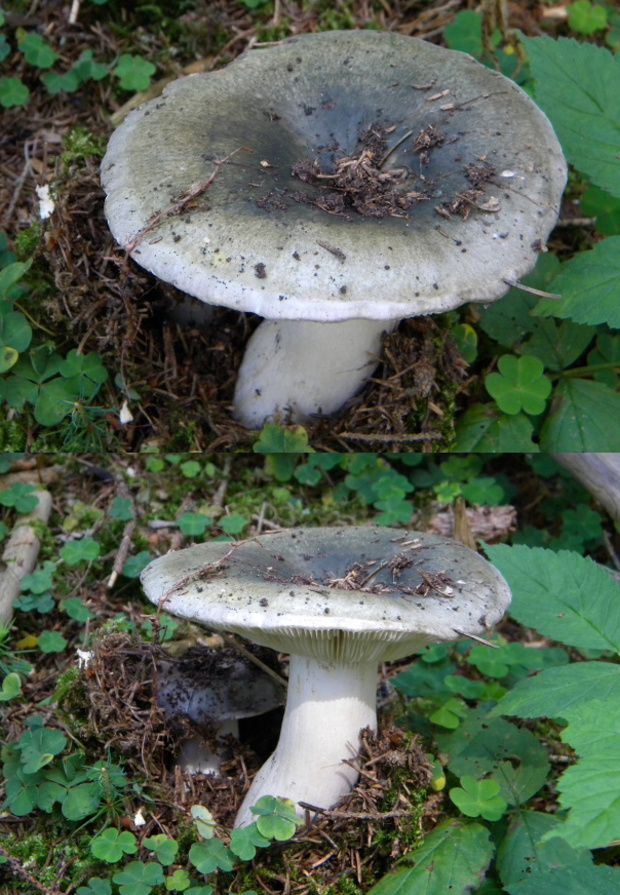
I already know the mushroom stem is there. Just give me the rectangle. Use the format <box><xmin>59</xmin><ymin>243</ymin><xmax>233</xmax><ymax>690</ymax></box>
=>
<box><xmin>178</xmin><ymin>720</ymin><xmax>240</xmax><ymax>775</ymax></box>
<box><xmin>232</xmin><ymin>317</ymin><xmax>398</xmax><ymax>428</ymax></box>
<box><xmin>235</xmin><ymin>654</ymin><xmax>377</xmax><ymax>827</ymax></box>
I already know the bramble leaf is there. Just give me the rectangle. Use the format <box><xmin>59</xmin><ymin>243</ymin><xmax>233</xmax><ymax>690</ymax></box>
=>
<box><xmin>485</xmin><ymin>545</ymin><xmax>620</xmax><ymax>652</ymax></box>
<box><xmin>535</xmin><ymin>237</ymin><xmax>620</xmax><ymax>329</ymax></box>
<box><xmin>367</xmin><ymin>819</ymin><xmax>493</xmax><ymax>895</ymax></box>
<box><xmin>540</xmin><ymin>377</ymin><xmax>620</xmax><ymax>450</ymax></box>
<box><xmin>523</xmin><ymin>36</ymin><xmax>620</xmax><ymax>198</ymax></box>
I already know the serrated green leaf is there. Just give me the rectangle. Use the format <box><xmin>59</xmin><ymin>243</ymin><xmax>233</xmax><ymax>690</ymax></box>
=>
<box><xmin>496</xmin><ymin>811</ymin><xmax>594</xmax><ymax>888</ymax></box>
<box><xmin>367</xmin><ymin>819</ymin><xmax>493</xmax><ymax>895</ymax></box>
<box><xmin>454</xmin><ymin>405</ymin><xmax>539</xmax><ymax>452</ymax></box>
<box><xmin>581</xmin><ymin>186</ymin><xmax>620</xmax><ymax>236</ymax></box>
<box><xmin>535</xmin><ymin>237</ymin><xmax>620</xmax><ymax>329</ymax></box>
<box><xmin>490</xmin><ymin>662</ymin><xmax>620</xmax><ymax>720</ymax></box>
<box><xmin>542</xmin><ymin>696</ymin><xmax>620</xmax><ymax>849</ymax></box>
<box><xmin>521</xmin><ymin>319</ymin><xmax>594</xmax><ymax>372</ymax></box>
<box><xmin>477</xmin><ymin>253</ymin><xmax>561</xmax><ymax>347</ymax></box>
<box><xmin>587</xmin><ymin>332</ymin><xmax>620</xmax><ymax>388</ymax></box>
<box><xmin>540</xmin><ymin>377</ymin><xmax>620</xmax><ymax>450</ymax></box>
<box><xmin>438</xmin><ymin>711</ymin><xmax>549</xmax><ymax>807</ymax></box>
<box><xmin>485</xmin><ymin>544</ymin><xmax>620</xmax><ymax>651</ymax></box>
<box><xmin>504</xmin><ymin>862</ymin><xmax>620</xmax><ymax>895</ymax></box>
<box><xmin>522</xmin><ymin>36</ymin><xmax>620</xmax><ymax>198</ymax></box>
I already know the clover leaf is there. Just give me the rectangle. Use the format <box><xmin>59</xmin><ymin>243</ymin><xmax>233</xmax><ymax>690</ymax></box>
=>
<box><xmin>37</xmin><ymin>630</ymin><xmax>67</xmax><ymax>653</ymax></box>
<box><xmin>0</xmin><ymin>77</ymin><xmax>30</xmax><ymax>108</ymax></box>
<box><xmin>17</xmin><ymin>33</ymin><xmax>59</xmax><ymax>68</ymax></box>
<box><xmin>449</xmin><ymin>775</ymin><xmax>508</xmax><ymax>821</ymax></box>
<box><xmin>113</xmin><ymin>860</ymin><xmax>165</xmax><ymax>895</ymax></box>
<box><xmin>190</xmin><ymin>804</ymin><xmax>217</xmax><ymax>839</ymax></box>
<box><xmin>229</xmin><ymin>823</ymin><xmax>270</xmax><ymax>860</ymax></box>
<box><xmin>0</xmin><ymin>672</ymin><xmax>22</xmax><ymax>701</ymax></box>
<box><xmin>177</xmin><ymin>513</ymin><xmax>211</xmax><ymax>536</ymax></box>
<box><xmin>143</xmin><ymin>834</ymin><xmax>178</xmax><ymax>866</ymax></box>
<box><xmin>113</xmin><ymin>55</ymin><xmax>157</xmax><ymax>91</ymax></box>
<box><xmin>76</xmin><ymin>878</ymin><xmax>113</xmax><ymax>895</ymax></box>
<box><xmin>0</xmin><ymin>482</ymin><xmax>39</xmax><ymax>513</ymax></box>
<box><xmin>485</xmin><ymin>355</ymin><xmax>551</xmax><ymax>415</ymax></box>
<box><xmin>16</xmin><ymin>725</ymin><xmax>67</xmax><ymax>773</ymax></box>
<box><xmin>60</xmin><ymin>538</ymin><xmax>101</xmax><ymax>566</ymax></box>
<box><xmin>250</xmin><ymin>795</ymin><xmax>302</xmax><ymax>841</ymax></box>
<box><xmin>90</xmin><ymin>829</ymin><xmax>138</xmax><ymax>863</ymax></box>
<box><xmin>188</xmin><ymin>839</ymin><xmax>235</xmax><ymax>874</ymax></box>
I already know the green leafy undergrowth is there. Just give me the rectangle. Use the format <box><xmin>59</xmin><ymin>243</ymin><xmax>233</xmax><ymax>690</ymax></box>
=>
<box><xmin>455</xmin><ymin>35</ymin><xmax>620</xmax><ymax>451</ymax></box>
<box><xmin>0</xmin><ymin>12</ymin><xmax>156</xmax><ymax>108</ymax></box>
<box><xmin>0</xmin><ymin>245</ymin><xmax>110</xmax><ymax>447</ymax></box>
<box><xmin>383</xmin><ymin>542</ymin><xmax>620</xmax><ymax>893</ymax></box>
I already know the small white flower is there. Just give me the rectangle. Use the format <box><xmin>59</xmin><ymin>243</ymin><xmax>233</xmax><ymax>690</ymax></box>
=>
<box><xmin>76</xmin><ymin>649</ymin><xmax>93</xmax><ymax>669</ymax></box>
<box><xmin>134</xmin><ymin>808</ymin><xmax>147</xmax><ymax>826</ymax></box>
<box><xmin>119</xmin><ymin>400</ymin><xmax>134</xmax><ymax>424</ymax></box>
<box><xmin>36</xmin><ymin>184</ymin><xmax>55</xmax><ymax>220</ymax></box>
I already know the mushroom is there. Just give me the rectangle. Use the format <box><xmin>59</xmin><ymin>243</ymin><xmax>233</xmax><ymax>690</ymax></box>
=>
<box><xmin>140</xmin><ymin>526</ymin><xmax>511</xmax><ymax>826</ymax></box>
<box><xmin>101</xmin><ymin>30</ymin><xmax>566</xmax><ymax>428</ymax></box>
<box><xmin>157</xmin><ymin>646</ymin><xmax>285</xmax><ymax>775</ymax></box>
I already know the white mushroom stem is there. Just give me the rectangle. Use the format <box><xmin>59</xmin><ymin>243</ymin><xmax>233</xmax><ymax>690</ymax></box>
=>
<box><xmin>233</xmin><ymin>317</ymin><xmax>399</xmax><ymax>428</ymax></box>
<box><xmin>178</xmin><ymin>720</ymin><xmax>240</xmax><ymax>776</ymax></box>
<box><xmin>235</xmin><ymin>654</ymin><xmax>378</xmax><ymax>828</ymax></box>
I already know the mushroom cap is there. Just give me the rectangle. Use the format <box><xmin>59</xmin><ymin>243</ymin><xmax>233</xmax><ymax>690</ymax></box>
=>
<box><xmin>101</xmin><ymin>31</ymin><xmax>566</xmax><ymax>323</ymax></box>
<box><xmin>140</xmin><ymin>527</ymin><xmax>511</xmax><ymax>664</ymax></box>
<box><xmin>157</xmin><ymin>647</ymin><xmax>284</xmax><ymax>723</ymax></box>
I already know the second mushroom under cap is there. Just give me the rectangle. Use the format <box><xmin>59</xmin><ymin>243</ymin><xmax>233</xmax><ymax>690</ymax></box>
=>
<box><xmin>102</xmin><ymin>30</ymin><xmax>566</xmax><ymax>427</ymax></box>
<box><xmin>141</xmin><ymin>526</ymin><xmax>511</xmax><ymax>826</ymax></box>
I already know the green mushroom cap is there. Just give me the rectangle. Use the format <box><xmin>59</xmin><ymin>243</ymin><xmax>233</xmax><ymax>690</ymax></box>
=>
<box><xmin>141</xmin><ymin>527</ymin><xmax>512</xmax><ymax>664</ymax></box>
<box><xmin>102</xmin><ymin>31</ymin><xmax>566</xmax><ymax>323</ymax></box>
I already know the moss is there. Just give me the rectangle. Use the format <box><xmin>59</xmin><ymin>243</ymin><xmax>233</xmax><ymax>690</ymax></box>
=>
<box><xmin>61</xmin><ymin>128</ymin><xmax>108</xmax><ymax>165</ymax></box>
<box><xmin>1</xmin><ymin>828</ymin><xmax>101</xmax><ymax>892</ymax></box>
<box><xmin>14</xmin><ymin>223</ymin><xmax>44</xmax><ymax>261</ymax></box>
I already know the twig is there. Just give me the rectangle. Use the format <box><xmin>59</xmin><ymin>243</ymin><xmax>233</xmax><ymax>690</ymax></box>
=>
<box><xmin>124</xmin><ymin>148</ymin><xmax>246</xmax><ymax>253</ymax></box>
<box><xmin>502</xmin><ymin>278</ymin><xmax>562</xmax><ymax>299</ymax></box>
<box><xmin>0</xmin><ymin>488</ymin><xmax>53</xmax><ymax>625</ymax></box>
<box><xmin>298</xmin><ymin>801</ymin><xmax>412</xmax><ymax>820</ymax></box>
<box><xmin>336</xmin><ymin>431</ymin><xmax>443</xmax><ymax>442</ymax></box>
<box><xmin>220</xmin><ymin>633</ymin><xmax>288</xmax><ymax>689</ymax></box>
<box><xmin>107</xmin><ymin>518</ymin><xmax>136</xmax><ymax>589</ymax></box>
<box><xmin>452</xmin><ymin>629</ymin><xmax>499</xmax><ymax>648</ymax></box>
<box><xmin>0</xmin><ymin>843</ymin><xmax>62</xmax><ymax>895</ymax></box>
